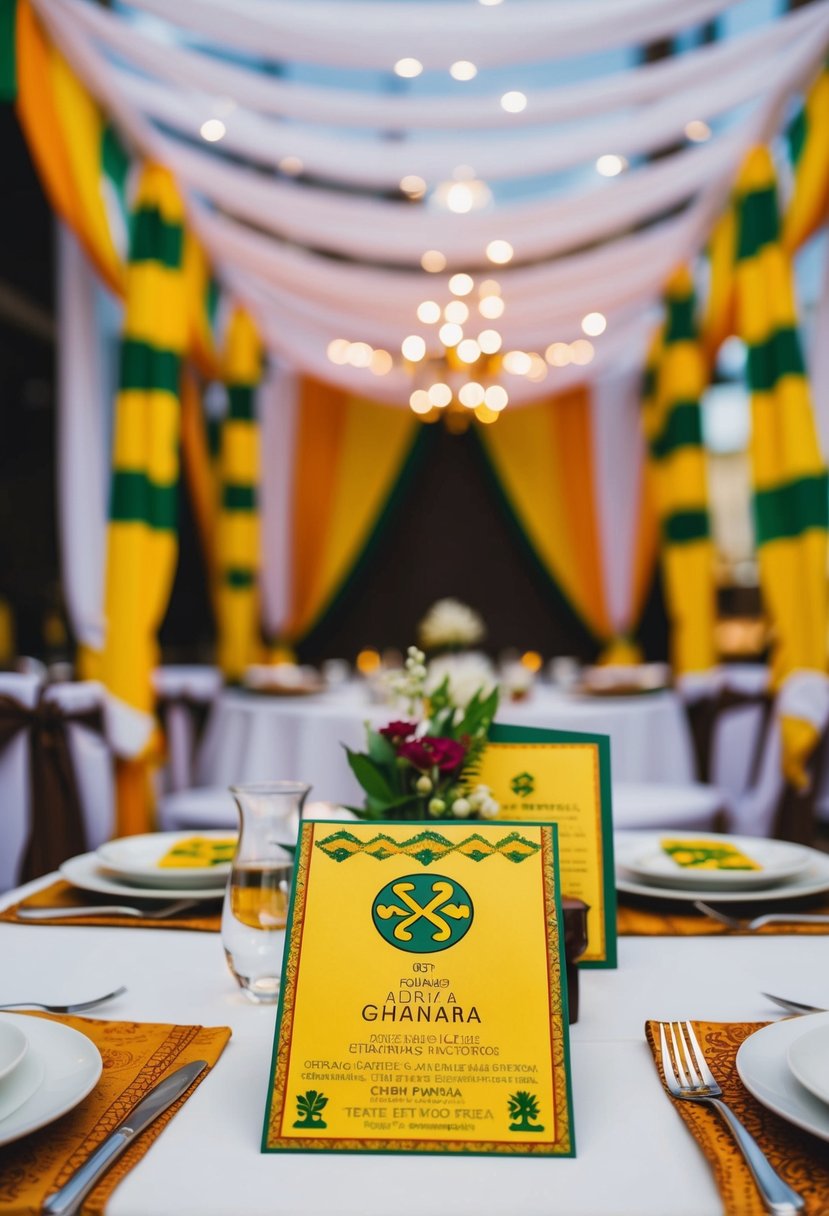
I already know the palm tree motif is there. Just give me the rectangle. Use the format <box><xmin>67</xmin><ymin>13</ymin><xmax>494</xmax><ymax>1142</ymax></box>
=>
<box><xmin>508</xmin><ymin>1090</ymin><xmax>544</xmax><ymax>1132</ymax></box>
<box><xmin>293</xmin><ymin>1090</ymin><xmax>329</xmax><ymax>1129</ymax></box>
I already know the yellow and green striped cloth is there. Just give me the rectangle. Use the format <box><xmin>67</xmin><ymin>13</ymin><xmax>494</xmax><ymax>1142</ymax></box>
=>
<box><xmin>641</xmin><ymin>268</ymin><xmax>717</xmax><ymax>675</ymax></box>
<box><xmin>735</xmin><ymin>146</ymin><xmax>829</xmax><ymax>787</ymax></box>
<box><xmin>216</xmin><ymin>308</ymin><xmax>262</xmax><ymax>679</ymax></box>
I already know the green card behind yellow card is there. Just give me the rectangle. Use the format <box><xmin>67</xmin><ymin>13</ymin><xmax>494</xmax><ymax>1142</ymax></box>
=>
<box><xmin>262</xmin><ymin>819</ymin><xmax>575</xmax><ymax>1157</ymax></box>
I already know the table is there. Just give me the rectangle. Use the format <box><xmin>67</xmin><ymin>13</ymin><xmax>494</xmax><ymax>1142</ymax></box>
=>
<box><xmin>197</xmin><ymin>683</ymin><xmax>696</xmax><ymax>805</ymax></box>
<box><xmin>3</xmin><ymin>875</ymin><xmax>825</xmax><ymax>1216</ymax></box>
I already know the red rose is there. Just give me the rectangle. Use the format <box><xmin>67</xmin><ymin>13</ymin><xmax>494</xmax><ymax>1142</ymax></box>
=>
<box><xmin>398</xmin><ymin>735</ymin><xmax>466</xmax><ymax>773</ymax></box>
<box><xmin>379</xmin><ymin>720</ymin><xmax>418</xmax><ymax>745</ymax></box>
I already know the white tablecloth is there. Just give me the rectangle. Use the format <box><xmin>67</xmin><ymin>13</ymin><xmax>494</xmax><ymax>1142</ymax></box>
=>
<box><xmin>197</xmin><ymin>683</ymin><xmax>695</xmax><ymax>804</ymax></box>
<box><xmin>2</xmin><ymin>875</ymin><xmax>824</xmax><ymax>1216</ymax></box>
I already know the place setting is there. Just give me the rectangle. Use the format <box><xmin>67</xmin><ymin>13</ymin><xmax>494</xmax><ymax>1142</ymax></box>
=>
<box><xmin>614</xmin><ymin>830</ymin><xmax>829</xmax><ymax>937</ymax></box>
<box><xmin>0</xmin><ymin>833</ymin><xmax>234</xmax><ymax>931</ymax></box>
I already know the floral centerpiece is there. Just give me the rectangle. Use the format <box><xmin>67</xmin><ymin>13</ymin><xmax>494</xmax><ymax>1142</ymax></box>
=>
<box><xmin>346</xmin><ymin>647</ymin><xmax>500</xmax><ymax>821</ymax></box>
<box><xmin>417</xmin><ymin>597</ymin><xmax>486</xmax><ymax>654</ymax></box>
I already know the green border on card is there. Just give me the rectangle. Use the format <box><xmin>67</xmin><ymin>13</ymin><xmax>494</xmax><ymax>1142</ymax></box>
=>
<box><xmin>487</xmin><ymin>723</ymin><xmax>617</xmax><ymax>969</ymax></box>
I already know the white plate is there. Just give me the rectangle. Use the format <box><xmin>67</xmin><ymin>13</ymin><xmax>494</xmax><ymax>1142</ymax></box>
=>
<box><xmin>737</xmin><ymin>1012</ymin><xmax>829</xmax><ymax>1142</ymax></box>
<box><xmin>61</xmin><ymin>853</ymin><xmax>228</xmax><ymax>902</ymax></box>
<box><xmin>786</xmin><ymin>1021</ymin><xmax>829</xmax><ymax>1107</ymax></box>
<box><xmin>0</xmin><ymin>1019</ymin><xmax>28</xmax><ymax>1083</ymax></box>
<box><xmin>0</xmin><ymin>1014</ymin><xmax>102</xmax><ymax>1146</ymax></box>
<box><xmin>96</xmin><ymin>831</ymin><xmax>236</xmax><ymax>888</ymax></box>
<box><xmin>616</xmin><ymin>831</ymin><xmax>813</xmax><ymax>892</ymax></box>
<box><xmin>0</xmin><ymin>1043</ymin><xmax>44</xmax><ymax>1124</ymax></box>
<box><xmin>615</xmin><ymin>837</ymin><xmax>829</xmax><ymax>904</ymax></box>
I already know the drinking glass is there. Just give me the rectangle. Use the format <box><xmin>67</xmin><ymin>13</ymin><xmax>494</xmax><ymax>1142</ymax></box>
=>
<box><xmin>221</xmin><ymin>781</ymin><xmax>310</xmax><ymax>1003</ymax></box>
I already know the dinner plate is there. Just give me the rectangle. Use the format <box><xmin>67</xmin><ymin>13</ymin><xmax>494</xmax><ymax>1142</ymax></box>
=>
<box><xmin>0</xmin><ymin>1043</ymin><xmax>44</xmax><ymax>1124</ymax></box>
<box><xmin>0</xmin><ymin>1019</ymin><xmax>28</xmax><ymax>1083</ymax></box>
<box><xmin>615</xmin><ymin>837</ymin><xmax>829</xmax><ymax>904</ymax></box>
<box><xmin>61</xmin><ymin>852</ymin><xmax>228</xmax><ymax>902</ymax></box>
<box><xmin>737</xmin><ymin>1012</ymin><xmax>829</xmax><ymax>1143</ymax></box>
<box><xmin>615</xmin><ymin>831</ymin><xmax>813</xmax><ymax>892</ymax></box>
<box><xmin>786</xmin><ymin>1021</ymin><xmax>829</xmax><ymax>1107</ymax></box>
<box><xmin>96</xmin><ymin>831</ymin><xmax>237</xmax><ymax>888</ymax></box>
<box><xmin>0</xmin><ymin>1014</ymin><xmax>102</xmax><ymax>1146</ymax></box>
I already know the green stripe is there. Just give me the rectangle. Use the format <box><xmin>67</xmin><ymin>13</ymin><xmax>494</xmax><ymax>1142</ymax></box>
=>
<box><xmin>222</xmin><ymin>484</ymin><xmax>256</xmax><ymax>511</ymax></box>
<box><xmin>736</xmin><ymin>184</ymin><xmax>779</xmax><ymax>260</ymax></box>
<box><xmin>754</xmin><ymin>473</ymin><xmax>829</xmax><ymax>544</ymax></box>
<box><xmin>206</xmin><ymin>277</ymin><xmax>220</xmax><ymax>326</ymax></box>
<box><xmin>663</xmin><ymin>509</ymin><xmax>710</xmax><ymax>544</ymax></box>
<box><xmin>665</xmin><ymin>293</ymin><xmax>696</xmax><ymax>343</ymax></box>
<box><xmin>0</xmin><ymin>0</ymin><xmax>17</xmax><ymax>101</ymax></box>
<box><xmin>746</xmin><ymin>327</ymin><xmax>805</xmax><ymax>392</ymax></box>
<box><xmin>224</xmin><ymin>568</ymin><xmax>255</xmax><ymax>589</ymax></box>
<box><xmin>130</xmin><ymin>206</ymin><xmax>184</xmax><ymax>268</ymax></box>
<box><xmin>109</xmin><ymin>471</ymin><xmax>177</xmax><ymax>530</ymax></box>
<box><xmin>788</xmin><ymin>105</ymin><xmax>807</xmax><ymax>169</ymax></box>
<box><xmin>227</xmin><ymin>385</ymin><xmax>255</xmax><ymax>421</ymax></box>
<box><xmin>651</xmin><ymin>401</ymin><xmax>704</xmax><ymax>460</ymax></box>
<box><xmin>102</xmin><ymin>125</ymin><xmax>130</xmax><ymax>201</ymax></box>
<box><xmin>119</xmin><ymin>339</ymin><xmax>180</xmax><ymax>394</ymax></box>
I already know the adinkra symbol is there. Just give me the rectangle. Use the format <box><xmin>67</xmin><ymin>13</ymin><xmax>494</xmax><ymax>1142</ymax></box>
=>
<box><xmin>508</xmin><ymin>1090</ymin><xmax>544</xmax><ymax>1133</ymax></box>
<box><xmin>293</xmin><ymin>1090</ymin><xmax>328</xmax><ymax>1129</ymax></box>
<box><xmin>511</xmin><ymin>771</ymin><xmax>535</xmax><ymax>798</ymax></box>
<box><xmin>372</xmin><ymin>874</ymin><xmax>473</xmax><ymax>953</ymax></box>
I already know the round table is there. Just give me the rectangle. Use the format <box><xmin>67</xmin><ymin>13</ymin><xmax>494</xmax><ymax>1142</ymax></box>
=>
<box><xmin>196</xmin><ymin>682</ymin><xmax>696</xmax><ymax>806</ymax></box>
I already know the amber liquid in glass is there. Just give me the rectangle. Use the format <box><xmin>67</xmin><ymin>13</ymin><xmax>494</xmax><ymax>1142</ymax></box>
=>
<box><xmin>222</xmin><ymin>861</ymin><xmax>293</xmax><ymax>1002</ymax></box>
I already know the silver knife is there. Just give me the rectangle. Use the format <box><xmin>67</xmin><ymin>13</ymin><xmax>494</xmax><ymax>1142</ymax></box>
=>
<box><xmin>41</xmin><ymin>1060</ymin><xmax>208</xmax><ymax>1216</ymax></box>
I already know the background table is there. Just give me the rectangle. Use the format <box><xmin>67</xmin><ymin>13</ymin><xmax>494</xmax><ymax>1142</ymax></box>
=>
<box><xmin>2</xmin><ymin>874</ymin><xmax>824</xmax><ymax>1216</ymax></box>
<box><xmin>197</xmin><ymin>683</ymin><xmax>695</xmax><ymax>804</ymax></box>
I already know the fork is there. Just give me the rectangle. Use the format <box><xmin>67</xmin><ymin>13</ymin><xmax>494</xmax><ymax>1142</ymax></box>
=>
<box><xmin>0</xmin><ymin>985</ymin><xmax>128</xmax><ymax>1013</ymax></box>
<box><xmin>658</xmin><ymin>1020</ymin><xmax>804</xmax><ymax>1215</ymax></box>
<box><xmin>15</xmin><ymin>898</ymin><xmax>207</xmax><ymax>921</ymax></box>
<box><xmin>694</xmin><ymin>900</ymin><xmax>829</xmax><ymax>931</ymax></box>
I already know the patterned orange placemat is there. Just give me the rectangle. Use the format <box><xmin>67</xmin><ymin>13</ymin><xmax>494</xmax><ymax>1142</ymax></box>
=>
<box><xmin>619</xmin><ymin>895</ymin><xmax>829</xmax><ymax>936</ymax></box>
<box><xmin>0</xmin><ymin>1013</ymin><xmax>230</xmax><ymax>1216</ymax></box>
<box><xmin>0</xmin><ymin>881</ymin><xmax>222</xmax><ymax>931</ymax></box>
<box><xmin>645</xmin><ymin>1020</ymin><xmax>829</xmax><ymax>1216</ymax></box>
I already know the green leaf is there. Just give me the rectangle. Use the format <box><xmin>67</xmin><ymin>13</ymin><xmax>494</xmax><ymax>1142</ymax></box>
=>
<box><xmin>344</xmin><ymin>748</ymin><xmax>395</xmax><ymax>801</ymax></box>
<box><xmin>367</xmin><ymin>730</ymin><xmax>396</xmax><ymax>766</ymax></box>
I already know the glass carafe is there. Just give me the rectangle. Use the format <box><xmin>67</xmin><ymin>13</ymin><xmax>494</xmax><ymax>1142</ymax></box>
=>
<box><xmin>221</xmin><ymin>781</ymin><xmax>310</xmax><ymax>1003</ymax></box>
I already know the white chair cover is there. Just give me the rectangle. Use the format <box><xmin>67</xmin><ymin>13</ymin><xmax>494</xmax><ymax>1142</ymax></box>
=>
<box><xmin>0</xmin><ymin>673</ymin><xmax>41</xmax><ymax>891</ymax></box>
<box><xmin>46</xmin><ymin>680</ymin><xmax>115</xmax><ymax>851</ymax></box>
<box><xmin>153</xmin><ymin>665</ymin><xmax>222</xmax><ymax>793</ymax></box>
<box><xmin>709</xmin><ymin>664</ymin><xmax>770</xmax><ymax>801</ymax></box>
<box><xmin>158</xmin><ymin>785</ymin><xmax>237</xmax><ymax>831</ymax></box>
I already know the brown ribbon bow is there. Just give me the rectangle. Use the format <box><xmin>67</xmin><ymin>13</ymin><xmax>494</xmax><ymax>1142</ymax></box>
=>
<box><xmin>0</xmin><ymin>693</ymin><xmax>104</xmax><ymax>883</ymax></box>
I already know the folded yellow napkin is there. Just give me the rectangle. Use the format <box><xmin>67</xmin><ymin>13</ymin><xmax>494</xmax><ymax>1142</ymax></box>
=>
<box><xmin>0</xmin><ymin>1013</ymin><xmax>230</xmax><ymax>1215</ymax></box>
<box><xmin>645</xmin><ymin>1019</ymin><xmax>829</xmax><ymax>1216</ymax></box>
<box><xmin>0</xmin><ymin>881</ymin><xmax>222</xmax><ymax>932</ymax></box>
<box><xmin>618</xmin><ymin>896</ymin><xmax>829</xmax><ymax>936</ymax></box>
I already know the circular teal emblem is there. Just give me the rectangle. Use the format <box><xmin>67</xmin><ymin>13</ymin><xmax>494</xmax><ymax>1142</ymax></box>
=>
<box><xmin>371</xmin><ymin>873</ymin><xmax>473</xmax><ymax>953</ymax></box>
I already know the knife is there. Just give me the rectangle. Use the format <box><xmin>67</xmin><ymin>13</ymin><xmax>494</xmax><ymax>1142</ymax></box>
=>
<box><xmin>41</xmin><ymin>1059</ymin><xmax>208</xmax><ymax>1216</ymax></box>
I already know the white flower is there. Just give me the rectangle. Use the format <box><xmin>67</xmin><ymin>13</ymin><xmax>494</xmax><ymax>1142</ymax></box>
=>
<box><xmin>418</xmin><ymin>598</ymin><xmax>486</xmax><ymax>651</ymax></box>
<box><xmin>415</xmin><ymin>775</ymin><xmax>433</xmax><ymax>794</ymax></box>
<box><xmin>451</xmin><ymin>797</ymin><xmax>471</xmax><ymax>818</ymax></box>
<box><xmin>425</xmin><ymin>651</ymin><xmax>497</xmax><ymax>709</ymax></box>
<box><xmin>479</xmin><ymin>797</ymin><xmax>500</xmax><ymax>819</ymax></box>
<box><xmin>428</xmin><ymin>798</ymin><xmax>446</xmax><ymax>816</ymax></box>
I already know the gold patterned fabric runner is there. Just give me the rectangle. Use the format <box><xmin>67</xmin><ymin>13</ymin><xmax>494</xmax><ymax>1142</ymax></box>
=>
<box><xmin>645</xmin><ymin>1020</ymin><xmax>829</xmax><ymax>1216</ymax></box>
<box><xmin>0</xmin><ymin>1013</ymin><xmax>230</xmax><ymax>1216</ymax></box>
<box><xmin>0</xmin><ymin>881</ymin><xmax>222</xmax><ymax>931</ymax></box>
<box><xmin>618</xmin><ymin>895</ymin><xmax>829</xmax><ymax>936</ymax></box>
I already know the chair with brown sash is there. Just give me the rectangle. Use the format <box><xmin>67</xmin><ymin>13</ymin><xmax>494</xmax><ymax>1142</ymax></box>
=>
<box><xmin>0</xmin><ymin>673</ymin><xmax>113</xmax><ymax>890</ymax></box>
<box><xmin>153</xmin><ymin>665</ymin><xmax>222</xmax><ymax>794</ymax></box>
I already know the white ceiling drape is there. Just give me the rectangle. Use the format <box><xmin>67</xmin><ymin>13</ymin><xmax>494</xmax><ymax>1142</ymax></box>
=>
<box><xmin>32</xmin><ymin>0</ymin><xmax>829</xmax><ymax>406</ymax></box>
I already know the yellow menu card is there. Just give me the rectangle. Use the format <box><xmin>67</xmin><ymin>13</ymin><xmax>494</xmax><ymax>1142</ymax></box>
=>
<box><xmin>263</xmin><ymin>819</ymin><xmax>575</xmax><ymax>1157</ymax></box>
<box><xmin>477</xmin><ymin>724</ymin><xmax>617</xmax><ymax>968</ymax></box>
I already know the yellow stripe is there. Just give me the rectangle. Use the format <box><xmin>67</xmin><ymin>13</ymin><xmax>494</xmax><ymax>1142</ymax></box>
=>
<box><xmin>224</xmin><ymin>309</ymin><xmax>261</xmax><ymax>384</ymax></box>
<box><xmin>112</xmin><ymin>389</ymin><xmax>180</xmax><ymax>483</ymax></box>
<box><xmin>219</xmin><ymin>515</ymin><xmax>259</xmax><ymax>567</ymax></box>
<box><xmin>663</xmin><ymin>540</ymin><xmax>717</xmax><ymax>673</ymax></box>
<box><xmin>124</xmin><ymin>263</ymin><xmax>188</xmax><ymax>352</ymax></box>
<box><xmin>783</xmin><ymin>71</ymin><xmax>829</xmax><ymax>253</ymax></box>
<box><xmin>751</xmin><ymin>380</ymin><xmax>825</xmax><ymax>490</ymax></box>
<box><xmin>654</xmin><ymin>447</ymin><xmax>710</xmax><ymax>514</ymax></box>
<box><xmin>49</xmin><ymin>47</ymin><xmax>123</xmax><ymax>294</ymax></box>
<box><xmin>221</xmin><ymin>421</ymin><xmax>258</xmax><ymax>481</ymax></box>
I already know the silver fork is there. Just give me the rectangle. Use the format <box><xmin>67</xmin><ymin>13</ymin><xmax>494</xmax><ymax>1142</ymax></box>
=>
<box><xmin>658</xmin><ymin>1020</ymin><xmax>804</xmax><ymax>1215</ymax></box>
<box><xmin>0</xmin><ymin>985</ymin><xmax>128</xmax><ymax>1013</ymax></box>
<box><xmin>694</xmin><ymin>900</ymin><xmax>829</xmax><ymax>931</ymax></box>
<box><xmin>15</xmin><ymin>898</ymin><xmax>206</xmax><ymax>921</ymax></box>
